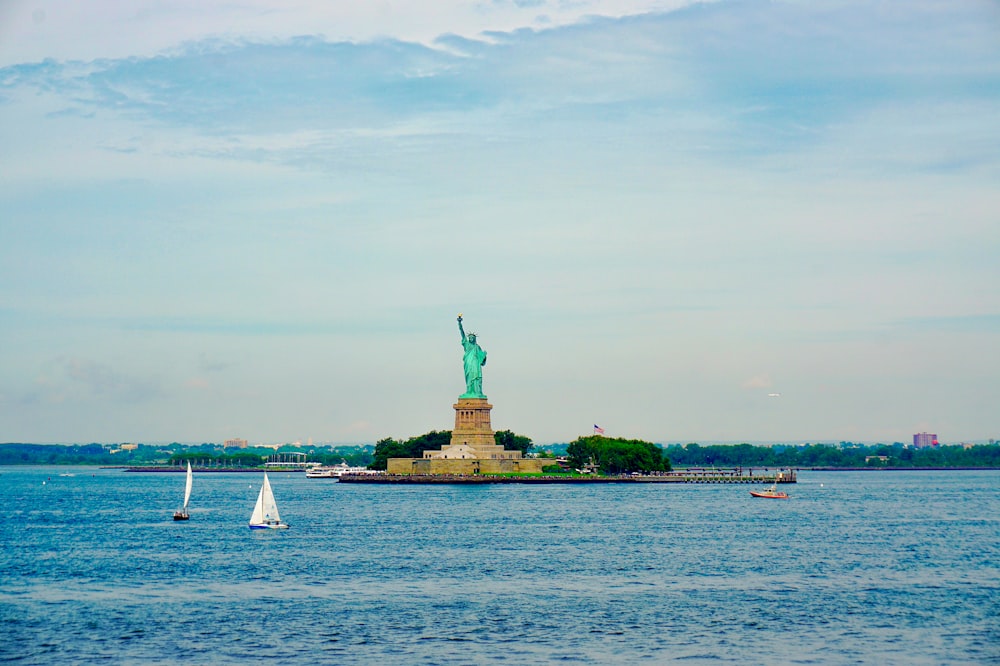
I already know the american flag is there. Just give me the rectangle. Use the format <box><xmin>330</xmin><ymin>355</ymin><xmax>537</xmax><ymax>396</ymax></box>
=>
<box><xmin>593</xmin><ymin>424</ymin><xmax>605</xmax><ymax>434</ymax></box>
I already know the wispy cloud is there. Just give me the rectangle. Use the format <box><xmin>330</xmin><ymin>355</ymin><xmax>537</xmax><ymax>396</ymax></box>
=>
<box><xmin>60</xmin><ymin>357</ymin><xmax>162</xmax><ymax>402</ymax></box>
<box><xmin>4</xmin><ymin>1</ymin><xmax>995</xmax><ymax>175</ymax></box>
<box><xmin>895</xmin><ymin>314</ymin><xmax>1000</xmax><ymax>334</ymax></box>
<box><xmin>198</xmin><ymin>353</ymin><xmax>232</xmax><ymax>373</ymax></box>
<box><xmin>743</xmin><ymin>374</ymin><xmax>773</xmax><ymax>390</ymax></box>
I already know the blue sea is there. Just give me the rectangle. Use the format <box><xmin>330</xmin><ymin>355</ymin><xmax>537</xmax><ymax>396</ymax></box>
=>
<box><xmin>1</xmin><ymin>467</ymin><xmax>997</xmax><ymax>664</ymax></box>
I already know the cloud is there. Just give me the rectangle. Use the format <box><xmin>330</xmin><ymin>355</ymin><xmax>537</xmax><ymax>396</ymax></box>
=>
<box><xmin>743</xmin><ymin>374</ymin><xmax>773</xmax><ymax>390</ymax></box>
<box><xmin>2</xmin><ymin>0</ymin><xmax>994</xmax><ymax>184</ymax></box>
<box><xmin>0</xmin><ymin>0</ymin><xmax>691</xmax><ymax>66</ymax></box>
<box><xmin>199</xmin><ymin>354</ymin><xmax>232</xmax><ymax>373</ymax></box>
<box><xmin>895</xmin><ymin>314</ymin><xmax>1000</xmax><ymax>334</ymax></box>
<box><xmin>60</xmin><ymin>357</ymin><xmax>161</xmax><ymax>402</ymax></box>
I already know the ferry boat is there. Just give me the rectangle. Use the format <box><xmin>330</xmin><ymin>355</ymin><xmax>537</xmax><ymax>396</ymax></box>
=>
<box><xmin>305</xmin><ymin>462</ymin><xmax>369</xmax><ymax>478</ymax></box>
<box><xmin>750</xmin><ymin>483</ymin><xmax>789</xmax><ymax>499</ymax></box>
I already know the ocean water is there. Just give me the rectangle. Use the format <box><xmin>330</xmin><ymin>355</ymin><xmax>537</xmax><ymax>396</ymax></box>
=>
<box><xmin>1</xmin><ymin>467</ymin><xmax>997</xmax><ymax>665</ymax></box>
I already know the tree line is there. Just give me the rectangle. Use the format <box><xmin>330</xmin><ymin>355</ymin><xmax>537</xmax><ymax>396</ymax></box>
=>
<box><xmin>3</xmin><ymin>440</ymin><xmax>997</xmax><ymax>470</ymax></box>
<box><xmin>0</xmin><ymin>442</ymin><xmax>374</xmax><ymax>467</ymax></box>
<box><xmin>664</xmin><ymin>442</ymin><xmax>1000</xmax><ymax>468</ymax></box>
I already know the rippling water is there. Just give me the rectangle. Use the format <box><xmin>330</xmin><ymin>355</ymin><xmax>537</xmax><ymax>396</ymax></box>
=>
<box><xmin>2</xmin><ymin>467</ymin><xmax>997</xmax><ymax>664</ymax></box>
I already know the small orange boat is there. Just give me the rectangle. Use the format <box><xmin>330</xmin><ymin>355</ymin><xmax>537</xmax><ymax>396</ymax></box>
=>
<box><xmin>750</xmin><ymin>483</ymin><xmax>789</xmax><ymax>499</ymax></box>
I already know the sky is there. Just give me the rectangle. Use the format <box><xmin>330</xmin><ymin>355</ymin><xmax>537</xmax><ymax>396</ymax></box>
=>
<box><xmin>1</xmin><ymin>0</ymin><xmax>998</xmax><ymax>446</ymax></box>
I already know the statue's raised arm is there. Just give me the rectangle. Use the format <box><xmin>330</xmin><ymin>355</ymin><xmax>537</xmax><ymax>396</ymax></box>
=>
<box><xmin>458</xmin><ymin>315</ymin><xmax>466</xmax><ymax>342</ymax></box>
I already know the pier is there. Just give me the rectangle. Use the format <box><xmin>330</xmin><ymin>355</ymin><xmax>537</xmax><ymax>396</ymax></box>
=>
<box><xmin>664</xmin><ymin>467</ymin><xmax>796</xmax><ymax>484</ymax></box>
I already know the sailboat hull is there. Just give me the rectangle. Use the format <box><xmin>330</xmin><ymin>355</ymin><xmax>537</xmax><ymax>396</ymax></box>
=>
<box><xmin>173</xmin><ymin>513</ymin><xmax>190</xmax><ymax>521</ymax></box>
<box><xmin>249</xmin><ymin>522</ymin><xmax>289</xmax><ymax>530</ymax></box>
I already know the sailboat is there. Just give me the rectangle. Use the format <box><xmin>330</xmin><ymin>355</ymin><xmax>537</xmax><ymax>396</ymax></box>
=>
<box><xmin>173</xmin><ymin>461</ymin><xmax>193</xmax><ymax>520</ymax></box>
<box><xmin>249</xmin><ymin>472</ymin><xmax>290</xmax><ymax>529</ymax></box>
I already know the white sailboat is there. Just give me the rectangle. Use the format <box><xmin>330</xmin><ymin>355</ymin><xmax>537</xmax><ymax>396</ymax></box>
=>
<box><xmin>249</xmin><ymin>472</ymin><xmax>289</xmax><ymax>529</ymax></box>
<box><xmin>173</xmin><ymin>461</ymin><xmax>193</xmax><ymax>520</ymax></box>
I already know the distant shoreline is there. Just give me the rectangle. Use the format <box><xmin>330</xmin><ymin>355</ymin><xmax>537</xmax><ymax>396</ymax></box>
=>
<box><xmin>802</xmin><ymin>466</ymin><xmax>1000</xmax><ymax>471</ymax></box>
<box><xmin>119</xmin><ymin>466</ymin><xmax>303</xmax><ymax>473</ymax></box>
<box><xmin>2</xmin><ymin>463</ymin><xmax>999</xmax><ymax>473</ymax></box>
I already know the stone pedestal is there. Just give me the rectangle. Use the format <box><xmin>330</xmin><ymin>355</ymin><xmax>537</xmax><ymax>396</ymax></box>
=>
<box><xmin>450</xmin><ymin>398</ymin><xmax>500</xmax><ymax>452</ymax></box>
<box><xmin>419</xmin><ymin>397</ymin><xmax>522</xmax><ymax>461</ymax></box>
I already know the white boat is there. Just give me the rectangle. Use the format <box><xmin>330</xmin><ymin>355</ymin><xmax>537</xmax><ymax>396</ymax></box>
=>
<box><xmin>305</xmin><ymin>462</ymin><xmax>370</xmax><ymax>478</ymax></box>
<box><xmin>249</xmin><ymin>472</ymin><xmax>289</xmax><ymax>529</ymax></box>
<box><xmin>173</xmin><ymin>461</ymin><xmax>193</xmax><ymax>520</ymax></box>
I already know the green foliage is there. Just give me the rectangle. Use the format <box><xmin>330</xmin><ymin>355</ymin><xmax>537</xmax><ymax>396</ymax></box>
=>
<box><xmin>370</xmin><ymin>431</ymin><xmax>453</xmax><ymax>469</ymax></box>
<box><xmin>495</xmin><ymin>429</ymin><xmax>533</xmax><ymax>455</ymax></box>
<box><xmin>309</xmin><ymin>446</ymin><xmax>374</xmax><ymax>467</ymax></box>
<box><xmin>0</xmin><ymin>443</ymin><xmax>172</xmax><ymax>465</ymax></box>
<box><xmin>566</xmin><ymin>435</ymin><xmax>670</xmax><ymax>474</ymax></box>
<box><xmin>370</xmin><ymin>438</ymin><xmax>409</xmax><ymax>470</ymax></box>
<box><xmin>537</xmin><ymin>443</ymin><xmax>569</xmax><ymax>456</ymax></box>
<box><xmin>4</xmin><ymin>440</ymin><xmax>999</xmax><ymax>470</ymax></box>
<box><xmin>662</xmin><ymin>442</ymin><xmax>1000</xmax><ymax>468</ymax></box>
<box><xmin>168</xmin><ymin>451</ymin><xmax>265</xmax><ymax>467</ymax></box>
<box><xmin>542</xmin><ymin>464</ymin><xmax>568</xmax><ymax>473</ymax></box>
<box><xmin>406</xmin><ymin>430</ymin><xmax>453</xmax><ymax>453</ymax></box>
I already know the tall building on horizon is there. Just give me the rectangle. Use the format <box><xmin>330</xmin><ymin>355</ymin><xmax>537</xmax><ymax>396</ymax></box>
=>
<box><xmin>223</xmin><ymin>438</ymin><xmax>248</xmax><ymax>449</ymax></box>
<box><xmin>913</xmin><ymin>432</ymin><xmax>939</xmax><ymax>448</ymax></box>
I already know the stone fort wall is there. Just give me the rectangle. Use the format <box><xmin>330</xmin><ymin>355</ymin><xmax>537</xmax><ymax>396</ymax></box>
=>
<box><xmin>386</xmin><ymin>457</ymin><xmax>552</xmax><ymax>475</ymax></box>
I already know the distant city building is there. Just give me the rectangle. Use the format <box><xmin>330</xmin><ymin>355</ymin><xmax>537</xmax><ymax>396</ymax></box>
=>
<box><xmin>120</xmin><ymin>443</ymin><xmax>139</xmax><ymax>451</ymax></box>
<box><xmin>224</xmin><ymin>438</ymin><xmax>249</xmax><ymax>449</ymax></box>
<box><xmin>913</xmin><ymin>432</ymin><xmax>939</xmax><ymax>448</ymax></box>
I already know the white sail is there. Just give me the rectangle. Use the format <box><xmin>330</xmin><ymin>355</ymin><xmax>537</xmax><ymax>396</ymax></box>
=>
<box><xmin>183</xmin><ymin>461</ymin><xmax>193</xmax><ymax>511</ymax></box>
<box><xmin>250</xmin><ymin>481</ymin><xmax>266</xmax><ymax>525</ymax></box>
<box><xmin>249</xmin><ymin>472</ymin><xmax>282</xmax><ymax>525</ymax></box>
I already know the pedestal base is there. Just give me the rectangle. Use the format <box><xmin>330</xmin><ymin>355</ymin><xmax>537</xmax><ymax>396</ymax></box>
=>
<box><xmin>418</xmin><ymin>397</ymin><xmax>522</xmax><ymax>461</ymax></box>
<box><xmin>449</xmin><ymin>397</ymin><xmax>500</xmax><ymax>452</ymax></box>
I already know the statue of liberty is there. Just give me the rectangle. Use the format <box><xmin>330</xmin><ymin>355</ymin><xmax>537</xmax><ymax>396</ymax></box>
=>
<box><xmin>457</xmin><ymin>314</ymin><xmax>487</xmax><ymax>398</ymax></box>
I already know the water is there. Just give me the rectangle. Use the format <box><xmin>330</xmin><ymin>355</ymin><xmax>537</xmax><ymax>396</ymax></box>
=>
<box><xmin>1</xmin><ymin>468</ymin><xmax>997</xmax><ymax>664</ymax></box>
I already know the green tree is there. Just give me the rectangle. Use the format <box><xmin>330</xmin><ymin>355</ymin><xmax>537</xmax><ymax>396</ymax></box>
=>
<box><xmin>404</xmin><ymin>430</ymin><xmax>452</xmax><ymax>456</ymax></box>
<box><xmin>369</xmin><ymin>431</ymin><xmax>453</xmax><ymax>469</ymax></box>
<box><xmin>494</xmin><ymin>429</ymin><xmax>532</xmax><ymax>455</ymax></box>
<box><xmin>370</xmin><ymin>437</ymin><xmax>411</xmax><ymax>470</ymax></box>
<box><xmin>566</xmin><ymin>435</ymin><xmax>669</xmax><ymax>474</ymax></box>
